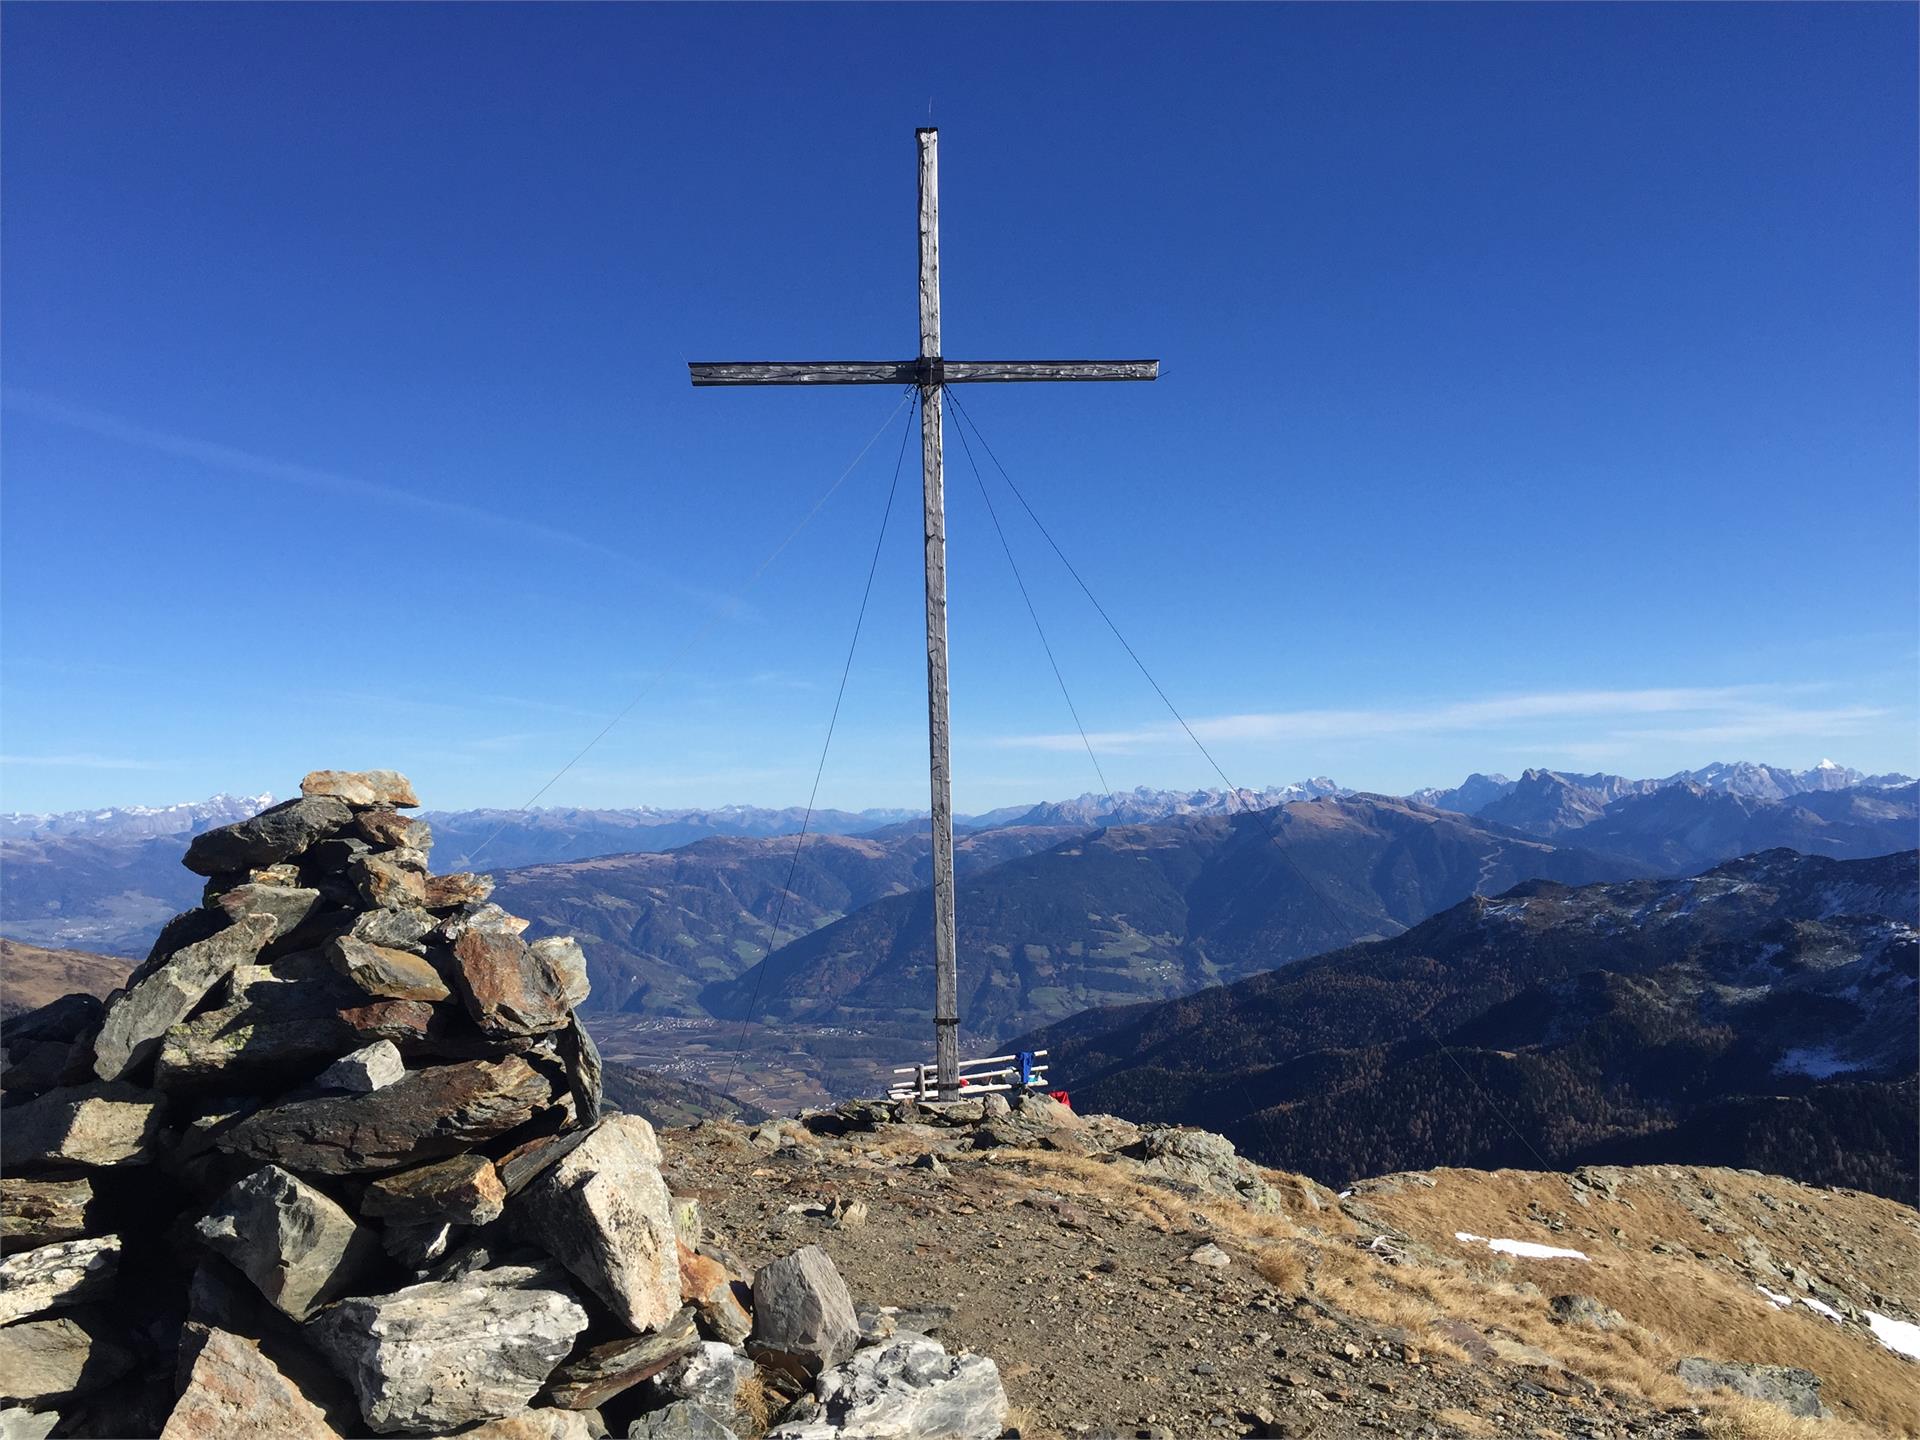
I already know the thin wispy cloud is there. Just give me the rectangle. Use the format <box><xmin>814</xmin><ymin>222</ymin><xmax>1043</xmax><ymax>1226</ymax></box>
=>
<box><xmin>0</xmin><ymin>752</ymin><xmax>172</xmax><ymax>771</ymax></box>
<box><xmin>992</xmin><ymin>686</ymin><xmax>1889</xmax><ymax>755</ymax></box>
<box><xmin>1</xmin><ymin>390</ymin><xmax>747</xmax><ymax>618</ymax></box>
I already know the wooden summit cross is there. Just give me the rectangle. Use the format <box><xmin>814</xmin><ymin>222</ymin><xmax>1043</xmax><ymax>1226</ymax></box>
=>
<box><xmin>690</xmin><ymin>128</ymin><xmax>1157</xmax><ymax>1098</ymax></box>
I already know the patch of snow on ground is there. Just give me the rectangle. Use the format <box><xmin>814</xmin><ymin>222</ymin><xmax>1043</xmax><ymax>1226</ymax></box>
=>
<box><xmin>1866</xmin><ymin>1311</ymin><xmax>1920</xmax><ymax>1360</ymax></box>
<box><xmin>1756</xmin><ymin>1284</ymin><xmax>1793</xmax><ymax>1308</ymax></box>
<box><xmin>1774</xmin><ymin>1045</ymin><xmax>1860</xmax><ymax>1079</ymax></box>
<box><xmin>1455</xmin><ymin>1231</ymin><xmax>1589</xmax><ymax>1262</ymax></box>
<box><xmin>1800</xmin><ymin>1296</ymin><xmax>1843</xmax><ymax>1323</ymax></box>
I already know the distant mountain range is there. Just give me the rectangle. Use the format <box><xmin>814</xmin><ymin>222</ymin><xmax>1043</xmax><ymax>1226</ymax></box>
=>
<box><xmin>1008</xmin><ymin>849</ymin><xmax>1919</xmax><ymax>1200</ymax></box>
<box><xmin>490</xmin><ymin>824</ymin><xmax>1079</xmax><ymax>1013</ymax></box>
<box><xmin>0</xmin><ymin>792</ymin><xmax>275</xmax><ymax>841</ymax></box>
<box><xmin>3</xmin><ymin>761</ymin><xmax>1911</xmax><ymax>966</ymax></box>
<box><xmin>697</xmin><ymin>795</ymin><xmax>1641</xmax><ymax>1039</ymax></box>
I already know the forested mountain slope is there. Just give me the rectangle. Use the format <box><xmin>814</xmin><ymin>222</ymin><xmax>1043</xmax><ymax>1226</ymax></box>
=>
<box><xmin>1011</xmin><ymin>849</ymin><xmax>1919</xmax><ymax>1198</ymax></box>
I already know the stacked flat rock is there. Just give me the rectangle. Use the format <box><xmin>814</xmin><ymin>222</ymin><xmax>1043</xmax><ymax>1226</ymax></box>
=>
<box><xmin>0</xmin><ymin>771</ymin><xmax>1004</xmax><ymax>1440</ymax></box>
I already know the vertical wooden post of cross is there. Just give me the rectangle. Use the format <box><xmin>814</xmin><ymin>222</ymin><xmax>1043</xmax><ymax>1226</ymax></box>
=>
<box><xmin>915</xmin><ymin>128</ymin><xmax>961</xmax><ymax>1099</ymax></box>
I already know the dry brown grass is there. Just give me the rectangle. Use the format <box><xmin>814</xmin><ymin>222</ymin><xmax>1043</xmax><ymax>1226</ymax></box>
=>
<box><xmin>1252</xmin><ymin>1242</ymin><xmax>1308</xmax><ymax>1297</ymax></box>
<box><xmin>1341</xmin><ymin>1167</ymin><xmax>1920</xmax><ymax>1438</ymax></box>
<box><xmin>979</xmin><ymin>1148</ymin><xmax>1200</xmax><ymax>1232</ymax></box>
<box><xmin>1700</xmin><ymin>1396</ymin><xmax>1890</xmax><ymax>1440</ymax></box>
<box><xmin>734</xmin><ymin>1369</ymin><xmax>779</xmax><ymax>1434</ymax></box>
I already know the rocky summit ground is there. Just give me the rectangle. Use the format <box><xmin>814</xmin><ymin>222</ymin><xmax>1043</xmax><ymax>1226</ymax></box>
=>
<box><xmin>665</xmin><ymin>1094</ymin><xmax>1920</xmax><ymax>1440</ymax></box>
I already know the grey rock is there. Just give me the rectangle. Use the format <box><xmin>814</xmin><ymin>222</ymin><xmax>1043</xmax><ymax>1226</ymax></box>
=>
<box><xmin>351</xmin><ymin>808</ymin><xmax>434</xmax><ymax>852</ymax></box>
<box><xmin>0</xmin><ymin>1036</ymin><xmax>94</xmax><ymax>1097</ymax></box>
<box><xmin>543</xmin><ymin>1307</ymin><xmax>701</xmax><ymax>1410</ymax></box>
<box><xmin>160</xmin><ymin>1325</ymin><xmax>340</xmax><ymax>1440</ymax></box>
<box><xmin>0</xmin><ymin>1409</ymin><xmax>58</xmax><ymax>1440</ymax></box>
<box><xmin>1549</xmin><ymin>1293</ymin><xmax>1626</xmax><ymax>1330</ymax></box>
<box><xmin>1</xmin><ymin>994</ymin><xmax>103</xmax><ymax>1050</ymax></box>
<box><xmin>748</xmin><ymin>1244</ymin><xmax>859</xmax><ymax>1381</ymax></box>
<box><xmin>350</xmin><ymin>905</ymin><xmax>439</xmax><ymax>953</ymax></box>
<box><xmin>214</xmin><ymin>1054</ymin><xmax>555</xmax><ymax>1174</ymax></box>
<box><xmin>185</xmin><ymin>796</ymin><xmax>354</xmax><ymax>876</ymax></box>
<box><xmin>94</xmin><ymin>912</ymin><xmax>278</xmax><ymax>1080</ymax></box>
<box><xmin>0</xmin><ymin>1236</ymin><xmax>120</xmax><ymax>1324</ymax></box>
<box><xmin>300</xmin><ymin>768</ymin><xmax>420</xmax><ymax>807</ymax></box>
<box><xmin>1675</xmin><ymin>1357</ymin><xmax>1826</xmax><ymax>1418</ymax></box>
<box><xmin>195</xmin><ymin>1165</ymin><xmax>377</xmax><ymax>1319</ymax></box>
<box><xmin>327</xmin><ymin>935</ymin><xmax>450</xmax><ymax>1002</ymax></box>
<box><xmin>1134</xmin><ymin>1125</ymin><xmax>1287</xmax><ymax>1213</ymax></box>
<box><xmin>1188</xmin><ymin>1243</ymin><xmax>1231</xmax><ymax>1268</ymax></box>
<box><xmin>648</xmin><ymin>1341</ymin><xmax>756</xmax><ymax>1420</ymax></box>
<box><xmin>766</xmin><ymin>1332</ymin><xmax>1007</xmax><ymax>1440</ymax></box>
<box><xmin>1</xmin><ymin>1083</ymin><xmax>165</xmax><ymax>1169</ymax></box>
<box><xmin>316</xmin><ymin>1039</ymin><xmax>407</xmax><ymax>1093</ymax></box>
<box><xmin>559</xmin><ymin>1010</ymin><xmax>603</xmax><ymax>1124</ymax></box>
<box><xmin>1</xmin><ymin>1177</ymin><xmax>97</xmax><ymax>1254</ymax></box>
<box><xmin>979</xmin><ymin>1093</ymin><xmax>1012</xmax><ymax>1121</ymax></box>
<box><xmin>628</xmin><ymin>1401</ymin><xmax>736</xmax><ymax>1440</ymax></box>
<box><xmin>210</xmin><ymin>883</ymin><xmax>323</xmax><ymax>942</ymax></box>
<box><xmin>519</xmin><ymin>1114</ymin><xmax>679</xmax><ymax>1333</ymax></box>
<box><xmin>670</xmin><ymin>1196</ymin><xmax>703</xmax><ymax>1250</ymax></box>
<box><xmin>305</xmin><ymin>1263</ymin><xmax>589</xmax><ymax>1433</ymax></box>
<box><xmin>0</xmin><ymin>1313</ymin><xmax>135</xmax><ymax>1404</ymax></box>
<box><xmin>152</xmin><ymin>970</ymin><xmax>434</xmax><ymax>1093</ymax></box>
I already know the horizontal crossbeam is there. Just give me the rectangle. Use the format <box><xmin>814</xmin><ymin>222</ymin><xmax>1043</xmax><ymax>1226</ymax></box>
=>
<box><xmin>689</xmin><ymin>359</ymin><xmax>1158</xmax><ymax>387</ymax></box>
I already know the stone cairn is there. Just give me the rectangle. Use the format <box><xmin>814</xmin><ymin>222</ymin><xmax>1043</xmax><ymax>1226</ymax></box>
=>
<box><xmin>0</xmin><ymin>771</ymin><xmax>1007</xmax><ymax>1440</ymax></box>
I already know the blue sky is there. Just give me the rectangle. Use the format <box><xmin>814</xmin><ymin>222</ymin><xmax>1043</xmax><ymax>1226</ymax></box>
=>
<box><xmin>3</xmin><ymin>2</ymin><xmax>1914</xmax><ymax>815</ymax></box>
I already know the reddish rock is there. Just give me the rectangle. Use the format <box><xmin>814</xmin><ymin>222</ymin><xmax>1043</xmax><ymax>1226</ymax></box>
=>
<box><xmin>451</xmin><ymin>930</ymin><xmax>587</xmax><ymax>1038</ymax></box>
<box><xmin>350</xmin><ymin>850</ymin><xmax>431</xmax><ymax>910</ymax></box>
<box><xmin>160</xmin><ymin>1326</ymin><xmax>338</xmax><ymax>1440</ymax></box>
<box><xmin>327</xmin><ymin>936</ymin><xmax>449</xmax><ymax>1002</ymax></box>
<box><xmin>361</xmin><ymin>1153</ymin><xmax>506</xmax><ymax>1226</ymax></box>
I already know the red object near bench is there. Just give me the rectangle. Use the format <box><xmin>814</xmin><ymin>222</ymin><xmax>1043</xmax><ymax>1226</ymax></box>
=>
<box><xmin>1049</xmin><ymin>1090</ymin><xmax>1071</xmax><ymax>1109</ymax></box>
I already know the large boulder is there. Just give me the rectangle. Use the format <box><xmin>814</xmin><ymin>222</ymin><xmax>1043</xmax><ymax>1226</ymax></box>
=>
<box><xmin>93</xmin><ymin>913</ymin><xmax>278</xmax><ymax>1080</ymax></box>
<box><xmin>195</xmin><ymin>1166</ymin><xmax>377</xmax><ymax>1319</ymax></box>
<box><xmin>300</xmin><ymin>770</ymin><xmax>420</xmax><ymax>808</ymax></box>
<box><xmin>305</xmin><ymin>1263</ymin><xmax>589</xmax><ymax>1433</ymax></box>
<box><xmin>0</xmin><ymin>1178</ymin><xmax>97</xmax><ymax>1254</ymax></box>
<box><xmin>160</xmin><ymin>1325</ymin><xmax>340</xmax><ymax>1440</ymax></box>
<box><xmin>766</xmin><ymin>1333</ymin><xmax>1007</xmax><ymax>1440</ymax></box>
<box><xmin>349</xmin><ymin>851</ymin><xmax>432</xmax><ymax>910</ymax></box>
<box><xmin>518</xmin><ymin>1114</ymin><xmax>679</xmax><ymax>1333</ymax></box>
<box><xmin>0</xmin><ymin>1237</ymin><xmax>120</xmax><ymax>1325</ymax></box>
<box><xmin>152</xmin><ymin>980</ymin><xmax>433</xmax><ymax>1093</ymax></box>
<box><xmin>185</xmin><ymin>797</ymin><xmax>354</xmax><ymax>876</ymax></box>
<box><xmin>450</xmin><ymin>926</ymin><xmax>588</xmax><ymax>1038</ymax></box>
<box><xmin>748</xmin><ymin>1245</ymin><xmax>858</xmax><ymax>1381</ymax></box>
<box><xmin>1675</xmin><ymin>1357</ymin><xmax>1826</xmax><ymax>1418</ymax></box>
<box><xmin>214</xmin><ymin>1055</ymin><xmax>554</xmax><ymax>1175</ymax></box>
<box><xmin>210</xmin><ymin>884</ymin><xmax>324</xmax><ymax>942</ymax></box>
<box><xmin>1</xmin><ymin>1082</ymin><xmax>165</xmax><ymax>1170</ymax></box>
<box><xmin>0</xmin><ymin>1313</ymin><xmax>135</xmax><ymax>1405</ymax></box>
<box><xmin>327</xmin><ymin>937</ymin><xmax>449</xmax><ymax>1003</ymax></box>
